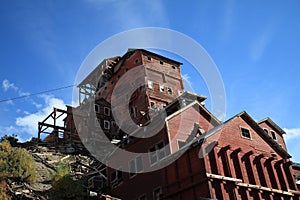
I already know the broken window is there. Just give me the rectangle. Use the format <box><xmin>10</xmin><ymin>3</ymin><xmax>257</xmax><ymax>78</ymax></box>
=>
<box><xmin>129</xmin><ymin>156</ymin><xmax>143</xmax><ymax>177</ymax></box>
<box><xmin>150</xmin><ymin>102</ymin><xmax>156</xmax><ymax>108</ymax></box>
<box><xmin>104</xmin><ymin>107</ymin><xmax>110</xmax><ymax>116</ymax></box>
<box><xmin>159</xmin><ymin>85</ymin><xmax>164</xmax><ymax>92</ymax></box>
<box><xmin>271</xmin><ymin>130</ymin><xmax>277</xmax><ymax>140</ymax></box>
<box><xmin>104</xmin><ymin>120</ymin><xmax>110</xmax><ymax>129</ymax></box>
<box><xmin>240</xmin><ymin>127</ymin><xmax>251</xmax><ymax>139</ymax></box>
<box><xmin>149</xmin><ymin>141</ymin><xmax>165</xmax><ymax>165</ymax></box>
<box><xmin>153</xmin><ymin>187</ymin><xmax>162</xmax><ymax>200</ymax></box>
<box><xmin>167</xmin><ymin>87</ymin><xmax>173</xmax><ymax>95</ymax></box>
<box><xmin>110</xmin><ymin>169</ymin><xmax>123</xmax><ymax>187</ymax></box>
<box><xmin>148</xmin><ymin>80</ymin><xmax>153</xmax><ymax>89</ymax></box>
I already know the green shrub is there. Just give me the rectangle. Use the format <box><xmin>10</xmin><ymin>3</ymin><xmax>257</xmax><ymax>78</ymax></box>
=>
<box><xmin>52</xmin><ymin>163</ymin><xmax>83</xmax><ymax>200</ymax></box>
<box><xmin>0</xmin><ymin>140</ymin><xmax>37</xmax><ymax>183</ymax></box>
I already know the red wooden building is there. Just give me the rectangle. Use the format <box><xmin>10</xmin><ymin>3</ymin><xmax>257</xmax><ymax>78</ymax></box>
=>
<box><xmin>38</xmin><ymin>49</ymin><xmax>300</xmax><ymax>199</ymax></box>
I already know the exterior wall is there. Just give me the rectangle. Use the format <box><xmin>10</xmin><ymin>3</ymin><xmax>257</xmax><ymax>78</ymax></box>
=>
<box><xmin>162</xmin><ymin>146</ymin><xmax>210</xmax><ymax>200</ymax></box>
<box><xmin>166</xmin><ymin>103</ymin><xmax>218</xmax><ymax>153</ymax></box>
<box><xmin>259</xmin><ymin>121</ymin><xmax>287</xmax><ymax>151</ymax></box>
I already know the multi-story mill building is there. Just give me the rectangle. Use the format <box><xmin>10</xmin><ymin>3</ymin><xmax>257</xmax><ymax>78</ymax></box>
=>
<box><xmin>39</xmin><ymin>49</ymin><xmax>300</xmax><ymax>200</ymax></box>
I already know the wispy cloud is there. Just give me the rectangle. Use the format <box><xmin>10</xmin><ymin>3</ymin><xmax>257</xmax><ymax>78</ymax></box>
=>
<box><xmin>250</xmin><ymin>30</ymin><xmax>272</xmax><ymax>62</ymax></box>
<box><xmin>283</xmin><ymin>128</ymin><xmax>300</xmax><ymax>141</ymax></box>
<box><xmin>87</xmin><ymin>0</ymin><xmax>169</xmax><ymax>29</ymax></box>
<box><xmin>2</xmin><ymin>79</ymin><xmax>18</xmax><ymax>91</ymax></box>
<box><xmin>182</xmin><ymin>74</ymin><xmax>194</xmax><ymax>92</ymax></box>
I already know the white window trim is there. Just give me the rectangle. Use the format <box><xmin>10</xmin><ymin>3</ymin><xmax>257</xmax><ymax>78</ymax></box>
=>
<box><xmin>94</xmin><ymin>104</ymin><xmax>100</xmax><ymax>113</ymax></box>
<box><xmin>270</xmin><ymin>130</ymin><xmax>277</xmax><ymax>140</ymax></box>
<box><xmin>149</xmin><ymin>141</ymin><xmax>165</xmax><ymax>165</ymax></box>
<box><xmin>104</xmin><ymin>120</ymin><xmax>110</xmax><ymax>129</ymax></box>
<box><xmin>159</xmin><ymin>85</ymin><xmax>165</xmax><ymax>92</ymax></box>
<box><xmin>239</xmin><ymin>126</ymin><xmax>252</xmax><ymax>140</ymax></box>
<box><xmin>148</xmin><ymin>80</ymin><xmax>153</xmax><ymax>89</ymax></box>
<box><xmin>104</xmin><ymin>106</ymin><xmax>110</xmax><ymax>116</ymax></box>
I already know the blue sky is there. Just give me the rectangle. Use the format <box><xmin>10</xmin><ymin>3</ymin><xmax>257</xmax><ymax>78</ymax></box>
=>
<box><xmin>0</xmin><ymin>1</ymin><xmax>299</xmax><ymax>162</ymax></box>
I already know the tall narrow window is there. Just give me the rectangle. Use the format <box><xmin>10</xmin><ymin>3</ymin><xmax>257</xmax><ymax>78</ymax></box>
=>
<box><xmin>159</xmin><ymin>85</ymin><xmax>164</xmax><ymax>92</ymax></box>
<box><xmin>149</xmin><ymin>141</ymin><xmax>165</xmax><ymax>164</ymax></box>
<box><xmin>167</xmin><ymin>87</ymin><xmax>173</xmax><ymax>95</ymax></box>
<box><xmin>153</xmin><ymin>187</ymin><xmax>162</xmax><ymax>200</ymax></box>
<box><xmin>104</xmin><ymin>120</ymin><xmax>110</xmax><ymax>129</ymax></box>
<box><xmin>148</xmin><ymin>80</ymin><xmax>153</xmax><ymax>89</ymax></box>
<box><xmin>104</xmin><ymin>107</ymin><xmax>110</xmax><ymax>116</ymax></box>
<box><xmin>271</xmin><ymin>130</ymin><xmax>277</xmax><ymax>140</ymax></box>
<box><xmin>130</xmin><ymin>106</ymin><xmax>136</xmax><ymax>117</ymax></box>
<box><xmin>94</xmin><ymin>104</ymin><xmax>100</xmax><ymax>113</ymax></box>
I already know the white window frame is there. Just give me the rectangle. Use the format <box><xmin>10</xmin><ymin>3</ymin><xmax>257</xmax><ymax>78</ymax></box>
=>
<box><xmin>240</xmin><ymin>127</ymin><xmax>251</xmax><ymax>139</ymax></box>
<box><xmin>167</xmin><ymin>87</ymin><xmax>173</xmax><ymax>95</ymax></box>
<box><xmin>104</xmin><ymin>106</ymin><xmax>110</xmax><ymax>116</ymax></box>
<box><xmin>129</xmin><ymin>155</ymin><xmax>143</xmax><ymax>177</ymax></box>
<box><xmin>149</xmin><ymin>141</ymin><xmax>165</xmax><ymax>165</ymax></box>
<box><xmin>270</xmin><ymin>130</ymin><xmax>277</xmax><ymax>140</ymax></box>
<box><xmin>159</xmin><ymin>85</ymin><xmax>165</xmax><ymax>92</ymax></box>
<box><xmin>104</xmin><ymin>120</ymin><xmax>110</xmax><ymax>129</ymax></box>
<box><xmin>148</xmin><ymin>80</ymin><xmax>153</xmax><ymax>89</ymax></box>
<box><xmin>94</xmin><ymin>104</ymin><xmax>100</xmax><ymax>113</ymax></box>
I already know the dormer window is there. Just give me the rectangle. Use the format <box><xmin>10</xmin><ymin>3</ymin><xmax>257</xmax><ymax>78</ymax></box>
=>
<box><xmin>270</xmin><ymin>130</ymin><xmax>277</xmax><ymax>140</ymax></box>
<box><xmin>240</xmin><ymin>127</ymin><xmax>251</xmax><ymax>139</ymax></box>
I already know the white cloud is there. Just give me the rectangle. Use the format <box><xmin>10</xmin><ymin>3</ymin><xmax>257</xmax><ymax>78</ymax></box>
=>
<box><xmin>182</xmin><ymin>74</ymin><xmax>194</xmax><ymax>91</ymax></box>
<box><xmin>2</xmin><ymin>79</ymin><xmax>18</xmax><ymax>91</ymax></box>
<box><xmin>15</xmin><ymin>95</ymin><xmax>66</xmax><ymax>136</ymax></box>
<box><xmin>283</xmin><ymin>128</ymin><xmax>300</xmax><ymax>141</ymax></box>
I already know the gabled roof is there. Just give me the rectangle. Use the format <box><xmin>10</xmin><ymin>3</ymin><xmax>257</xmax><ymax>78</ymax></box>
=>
<box><xmin>236</xmin><ymin>112</ymin><xmax>290</xmax><ymax>158</ymax></box>
<box><xmin>257</xmin><ymin>117</ymin><xmax>286</xmax><ymax>135</ymax></box>
<box><xmin>187</xmin><ymin>111</ymin><xmax>291</xmax><ymax>159</ymax></box>
<box><xmin>165</xmin><ymin>99</ymin><xmax>221</xmax><ymax>126</ymax></box>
